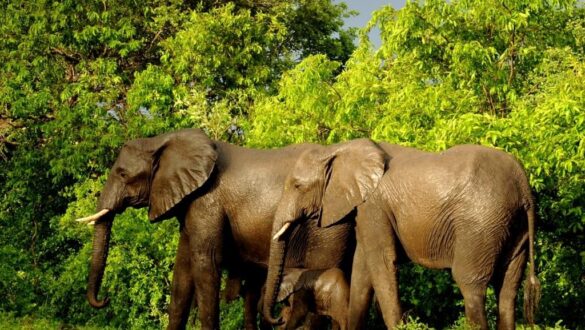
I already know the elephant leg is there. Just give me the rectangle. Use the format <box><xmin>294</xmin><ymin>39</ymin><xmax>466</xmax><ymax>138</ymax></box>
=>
<box><xmin>331</xmin><ymin>319</ymin><xmax>341</xmax><ymax>330</ymax></box>
<box><xmin>243</xmin><ymin>287</ymin><xmax>257</xmax><ymax>330</ymax></box>
<box><xmin>191</xmin><ymin>242</ymin><xmax>222</xmax><ymax>330</ymax></box>
<box><xmin>287</xmin><ymin>292</ymin><xmax>311</xmax><ymax>330</ymax></box>
<box><xmin>452</xmin><ymin>265</ymin><xmax>488</xmax><ymax>330</ymax></box>
<box><xmin>185</xmin><ymin>200</ymin><xmax>224</xmax><ymax>330</ymax></box>
<box><xmin>305</xmin><ymin>314</ymin><xmax>329</xmax><ymax>330</ymax></box>
<box><xmin>332</xmin><ymin>287</ymin><xmax>349</xmax><ymax>330</ymax></box>
<box><xmin>167</xmin><ymin>231</ymin><xmax>194</xmax><ymax>330</ymax></box>
<box><xmin>362</xmin><ymin>243</ymin><xmax>401</xmax><ymax>328</ymax></box>
<box><xmin>457</xmin><ymin>283</ymin><xmax>488</xmax><ymax>330</ymax></box>
<box><xmin>244</xmin><ymin>277</ymin><xmax>267</xmax><ymax>330</ymax></box>
<box><xmin>356</xmin><ymin>208</ymin><xmax>402</xmax><ymax>328</ymax></box>
<box><xmin>493</xmin><ymin>239</ymin><xmax>528</xmax><ymax>330</ymax></box>
<box><xmin>451</xmin><ymin>232</ymin><xmax>497</xmax><ymax>330</ymax></box>
<box><xmin>349</xmin><ymin>243</ymin><xmax>373</xmax><ymax>330</ymax></box>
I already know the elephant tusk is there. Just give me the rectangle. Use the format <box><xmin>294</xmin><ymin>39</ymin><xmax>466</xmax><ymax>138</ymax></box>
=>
<box><xmin>272</xmin><ymin>222</ymin><xmax>291</xmax><ymax>241</ymax></box>
<box><xmin>76</xmin><ymin>209</ymin><xmax>110</xmax><ymax>224</ymax></box>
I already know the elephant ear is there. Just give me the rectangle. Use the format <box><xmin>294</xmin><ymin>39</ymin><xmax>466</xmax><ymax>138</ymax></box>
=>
<box><xmin>148</xmin><ymin>128</ymin><xmax>218</xmax><ymax>221</ymax></box>
<box><xmin>320</xmin><ymin>138</ymin><xmax>386</xmax><ymax>227</ymax></box>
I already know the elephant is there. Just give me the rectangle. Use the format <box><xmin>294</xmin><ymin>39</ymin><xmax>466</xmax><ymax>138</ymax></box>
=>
<box><xmin>262</xmin><ymin>138</ymin><xmax>388</xmax><ymax>325</ymax></box>
<box><xmin>277</xmin><ymin>268</ymin><xmax>350</xmax><ymax>330</ymax></box>
<box><xmin>75</xmin><ymin>128</ymin><xmax>371</xmax><ymax>330</ymax></box>
<box><xmin>268</xmin><ymin>142</ymin><xmax>540</xmax><ymax>330</ymax></box>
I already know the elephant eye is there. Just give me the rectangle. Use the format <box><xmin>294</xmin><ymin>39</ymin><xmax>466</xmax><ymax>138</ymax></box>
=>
<box><xmin>293</xmin><ymin>182</ymin><xmax>302</xmax><ymax>189</ymax></box>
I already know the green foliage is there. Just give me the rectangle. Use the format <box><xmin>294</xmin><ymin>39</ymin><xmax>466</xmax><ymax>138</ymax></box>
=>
<box><xmin>219</xmin><ymin>299</ymin><xmax>245</xmax><ymax>330</ymax></box>
<box><xmin>1</xmin><ymin>0</ymin><xmax>583</xmax><ymax>328</ymax></box>
<box><xmin>248</xmin><ymin>54</ymin><xmax>341</xmax><ymax>147</ymax></box>
<box><xmin>0</xmin><ymin>311</ymin><xmax>116</xmax><ymax>330</ymax></box>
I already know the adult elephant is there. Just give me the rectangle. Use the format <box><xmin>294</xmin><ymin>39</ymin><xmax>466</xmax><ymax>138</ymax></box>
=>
<box><xmin>76</xmin><ymin>129</ymin><xmax>385</xmax><ymax>330</ymax></box>
<box><xmin>262</xmin><ymin>138</ymin><xmax>387</xmax><ymax>324</ymax></box>
<box><xmin>268</xmin><ymin>143</ymin><xmax>540</xmax><ymax>330</ymax></box>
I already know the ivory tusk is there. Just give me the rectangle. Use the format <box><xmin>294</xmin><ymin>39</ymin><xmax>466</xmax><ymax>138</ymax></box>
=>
<box><xmin>272</xmin><ymin>222</ymin><xmax>291</xmax><ymax>241</ymax></box>
<box><xmin>75</xmin><ymin>209</ymin><xmax>110</xmax><ymax>224</ymax></box>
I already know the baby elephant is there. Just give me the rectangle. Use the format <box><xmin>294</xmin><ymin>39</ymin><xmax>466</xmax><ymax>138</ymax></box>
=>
<box><xmin>277</xmin><ymin>268</ymin><xmax>349</xmax><ymax>330</ymax></box>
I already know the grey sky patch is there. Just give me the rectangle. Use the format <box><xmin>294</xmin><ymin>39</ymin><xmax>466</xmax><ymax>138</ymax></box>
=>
<box><xmin>337</xmin><ymin>0</ymin><xmax>406</xmax><ymax>48</ymax></box>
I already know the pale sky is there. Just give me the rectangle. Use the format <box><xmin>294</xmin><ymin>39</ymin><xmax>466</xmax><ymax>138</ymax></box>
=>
<box><xmin>337</xmin><ymin>0</ymin><xmax>407</xmax><ymax>48</ymax></box>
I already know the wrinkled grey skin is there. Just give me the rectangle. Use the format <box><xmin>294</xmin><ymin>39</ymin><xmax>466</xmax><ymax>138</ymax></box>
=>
<box><xmin>278</xmin><ymin>268</ymin><xmax>349</xmax><ymax>330</ymax></box>
<box><xmin>263</xmin><ymin>139</ymin><xmax>387</xmax><ymax>324</ymax></box>
<box><xmin>83</xmin><ymin>128</ymin><xmax>357</xmax><ymax>330</ymax></box>
<box><xmin>269</xmin><ymin>143</ymin><xmax>540</xmax><ymax>330</ymax></box>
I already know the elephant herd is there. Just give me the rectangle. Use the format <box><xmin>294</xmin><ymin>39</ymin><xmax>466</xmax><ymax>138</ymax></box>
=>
<box><xmin>76</xmin><ymin>128</ymin><xmax>540</xmax><ymax>330</ymax></box>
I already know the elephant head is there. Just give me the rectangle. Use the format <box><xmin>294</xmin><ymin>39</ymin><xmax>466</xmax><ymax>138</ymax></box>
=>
<box><xmin>76</xmin><ymin>128</ymin><xmax>217</xmax><ymax>308</ymax></box>
<box><xmin>263</xmin><ymin>138</ymin><xmax>386</xmax><ymax>323</ymax></box>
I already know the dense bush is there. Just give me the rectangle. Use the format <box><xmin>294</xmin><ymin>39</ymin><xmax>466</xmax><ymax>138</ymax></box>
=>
<box><xmin>1</xmin><ymin>0</ymin><xmax>583</xmax><ymax>329</ymax></box>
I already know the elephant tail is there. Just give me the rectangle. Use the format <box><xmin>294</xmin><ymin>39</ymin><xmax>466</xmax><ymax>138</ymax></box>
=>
<box><xmin>523</xmin><ymin>203</ymin><xmax>541</xmax><ymax>326</ymax></box>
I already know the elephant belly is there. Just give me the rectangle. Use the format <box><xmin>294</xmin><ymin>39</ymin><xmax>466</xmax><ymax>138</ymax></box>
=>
<box><xmin>227</xmin><ymin>213</ymin><xmax>273</xmax><ymax>266</ymax></box>
<box><xmin>388</xmin><ymin>179</ymin><xmax>457</xmax><ymax>269</ymax></box>
<box><xmin>395</xmin><ymin>215</ymin><xmax>454</xmax><ymax>269</ymax></box>
<box><xmin>223</xmin><ymin>177</ymin><xmax>289</xmax><ymax>266</ymax></box>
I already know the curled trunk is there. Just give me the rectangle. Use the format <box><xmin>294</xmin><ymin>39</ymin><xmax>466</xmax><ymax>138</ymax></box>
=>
<box><xmin>263</xmin><ymin>237</ymin><xmax>287</xmax><ymax>325</ymax></box>
<box><xmin>87</xmin><ymin>216</ymin><xmax>113</xmax><ymax>308</ymax></box>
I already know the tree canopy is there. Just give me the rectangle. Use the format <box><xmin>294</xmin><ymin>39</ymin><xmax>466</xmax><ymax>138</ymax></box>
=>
<box><xmin>1</xmin><ymin>0</ymin><xmax>584</xmax><ymax>328</ymax></box>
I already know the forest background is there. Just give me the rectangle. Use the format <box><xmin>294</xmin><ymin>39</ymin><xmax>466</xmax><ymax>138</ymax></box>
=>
<box><xmin>1</xmin><ymin>0</ymin><xmax>584</xmax><ymax>329</ymax></box>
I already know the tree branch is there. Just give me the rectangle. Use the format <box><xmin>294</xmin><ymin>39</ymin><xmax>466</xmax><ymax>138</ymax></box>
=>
<box><xmin>50</xmin><ymin>47</ymin><xmax>82</xmax><ymax>64</ymax></box>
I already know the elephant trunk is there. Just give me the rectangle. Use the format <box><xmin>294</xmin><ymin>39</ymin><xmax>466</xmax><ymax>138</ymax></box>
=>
<box><xmin>87</xmin><ymin>214</ymin><xmax>114</xmax><ymax>308</ymax></box>
<box><xmin>262</xmin><ymin>232</ymin><xmax>287</xmax><ymax>325</ymax></box>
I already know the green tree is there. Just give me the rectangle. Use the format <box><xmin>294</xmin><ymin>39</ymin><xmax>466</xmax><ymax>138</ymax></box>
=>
<box><xmin>0</xmin><ymin>0</ymin><xmax>355</xmax><ymax>328</ymax></box>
